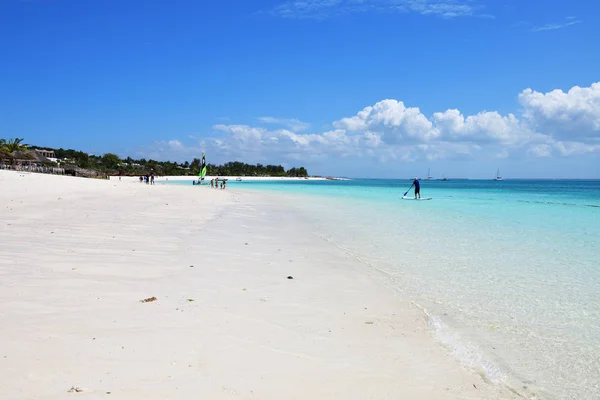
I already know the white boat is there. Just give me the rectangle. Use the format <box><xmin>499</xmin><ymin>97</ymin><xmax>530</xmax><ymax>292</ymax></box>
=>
<box><xmin>425</xmin><ymin>168</ymin><xmax>433</xmax><ymax>180</ymax></box>
<box><xmin>236</xmin><ymin>177</ymin><xmax>242</xmax><ymax>181</ymax></box>
<box><xmin>493</xmin><ymin>169</ymin><xmax>502</xmax><ymax>181</ymax></box>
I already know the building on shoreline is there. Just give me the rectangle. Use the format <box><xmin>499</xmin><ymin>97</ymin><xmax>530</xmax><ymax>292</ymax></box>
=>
<box><xmin>32</xmin><ymin>149</ymin><xmax>58</xmax><ymax>163</ymax></box>
<box><xmin>33</xmin><ymin>149</ymin><xmax>55</xmax><ymax>159</ymax></box>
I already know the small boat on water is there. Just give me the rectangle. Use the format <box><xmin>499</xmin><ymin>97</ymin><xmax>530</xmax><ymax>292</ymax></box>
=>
<box><xmin>493</xmin><ymin>169</ymin><xmax>502</xmax><ymax>181</ymax></box>
<box><xmin>425</xmin><ymin>168</ymin><xmax>433</xmax><ymax>180</ymax></box>
<box><xmin>236</xmin><ymin>177</ymin><xmax>242</xmax><ymax>181</ymax></box>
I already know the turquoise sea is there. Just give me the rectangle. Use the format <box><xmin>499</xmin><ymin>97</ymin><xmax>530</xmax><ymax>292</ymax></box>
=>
<box><xmin>167</xmin><ymin>178</ymin><xmax>600</xmax><ymax>399</ymax></box>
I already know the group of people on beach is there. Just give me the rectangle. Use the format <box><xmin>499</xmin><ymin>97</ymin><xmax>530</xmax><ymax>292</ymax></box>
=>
<box><xmin>139</xmin><ymin>173</ymin><xmax>154</xmax><ymax>185</ymax></box>
<box><xmin>191</xmin><ymin>177</ymin><xmax>227</xmax><ymax>188</ymax></box>
<box><xmin>210</xmin><ymin>177</ymin><xmax>226</xmax><ymax>189</ymax></box>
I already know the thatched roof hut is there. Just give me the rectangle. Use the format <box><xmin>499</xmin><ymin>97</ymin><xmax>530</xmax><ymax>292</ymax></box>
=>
<box><xmin>0</xmin><ymin>152</ymin><xmax>15</xmax><ymax>164</ymax></box>
<box><xmin>2</xmin><ymin>150</ymin><xmax>50</xmax><ymax>165</ymax></box>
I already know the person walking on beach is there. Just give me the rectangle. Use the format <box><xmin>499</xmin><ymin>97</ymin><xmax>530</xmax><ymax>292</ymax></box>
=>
<box><xmin>410</xmin><ymin>177</ymin><xmax>421</xmax><ymax>199</ymax></box>
<box><xmin>150</xmin><ymin>173</ymin><xmax>154</xmax><ymax>185</ymax></box>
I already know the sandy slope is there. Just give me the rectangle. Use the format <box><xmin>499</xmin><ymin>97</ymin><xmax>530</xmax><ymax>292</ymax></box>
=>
<box><xmin>0</xmin><ymin>170</ymin><xmax>517</xmax><ymax>399</ymax></box>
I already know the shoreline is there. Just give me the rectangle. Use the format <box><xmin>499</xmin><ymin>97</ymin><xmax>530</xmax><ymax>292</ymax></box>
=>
<box><xmin>225</xmin><ymin>180</ymin><xmax>596</xmax><ymax>400</ymax></box>
<box><xmin>1</xmin><ymin>170</ymin><xmax>518</xmax><ymax>399</ymax></box>
<box><xmin>109</xmin><ymin>175</ymin><xmax>348</xmax><ymax>182</ymax></box>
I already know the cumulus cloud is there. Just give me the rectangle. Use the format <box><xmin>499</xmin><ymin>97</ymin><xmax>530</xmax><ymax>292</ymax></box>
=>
<box><xmin>528</xmin><ymin>144</ymin><xmax>553</xmax><ymax>157</ymax></box>
<box><xmin>154</xmin><ymin>82</ymin><xmax>600</xmax><ymax>166</ymax></box>
<box><xmin>267</xmin><ymin>0</ymin><xmax>483</xmax><ymax>19</ymax></box>
<box><xmin>519</xmin><ymin>82</ymin><xmax>600</xmax><ymax>141</ymax></box>
<box><xmin>257</xmin><ymin>117</ymin><xmax>311</xmax><ymax>131</ymax></box>
<box><xmin>333</xmin><ymin>100</ymin><xmax>438</xmax><ymax>143</ymax></box>
<box><xmin>214</xmin><ymin>124</ymin><xmax>265</xmax><ymax>143</ymax></box>
<box><xmin>553</xmin><ymin>141</ymin><xmax>600</xmax><ymax>156</ymax></box>
<box><xmin>432</xmin><ymin>109</ymin><xmax>531</xmax><ymax>145</ymax></box>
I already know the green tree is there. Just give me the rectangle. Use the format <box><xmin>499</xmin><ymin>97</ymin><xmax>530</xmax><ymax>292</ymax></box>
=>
<box><xmin>2</xmin><ymin>138</ymin><xmax>29</xmax><ymax>153</ymax></box>
<box><xmin>190</xmin><ymin>158</ymin><xmax>201</xmax><ymax>174</ymax></box>
<box><xmin>101</xmin><ymin>153</ymin><xmax>121</xmax><ymax>170</ymax></box>
<box><xmin>2</xmin><ymin>140</ymin><xmax>311</xmax><ymax>178</ymax></box>
<box><xmin>0</xmin><ymin>139</ymin><xmax>7</xmax><ymax>156</ymax></box>
<box><xmin>297</xmin><ymin>167</ymin><xmax>308</xmax><ymax>177</ymax></box>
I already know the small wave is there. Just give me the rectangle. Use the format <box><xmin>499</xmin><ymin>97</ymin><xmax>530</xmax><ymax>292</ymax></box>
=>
<box><xmin>515</xmin><ymin>199</ymin><xmax>600</xmax><ymax>208</ymax></box>
<box><xmin>311</xmin><ymin>230</ymin><xmax>544</xmax><ymax>399</ymax></box>
<box><xmin>424</xmin><ymin>312</ymin><xmax>543</xmax><ymax>399</ymax></box>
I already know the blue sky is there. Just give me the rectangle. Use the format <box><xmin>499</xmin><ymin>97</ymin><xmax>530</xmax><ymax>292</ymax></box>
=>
<box><xmin>1</xmin><ymin>0</ymin><xmax>599</xmax><ymax>178</ymax></box>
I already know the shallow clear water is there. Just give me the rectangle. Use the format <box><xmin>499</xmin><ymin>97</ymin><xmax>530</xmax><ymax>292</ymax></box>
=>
<box><xmin>166</xmin><ymin>179</ymin><xmax>600</xmax><ymax>399</ymax></box>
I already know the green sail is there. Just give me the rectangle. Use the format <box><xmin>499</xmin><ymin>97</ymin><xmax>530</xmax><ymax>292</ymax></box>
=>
<box><xmin>199</xmin><ymin>152</ymin><xmax>207</xmax><ymax>180</ymax></box>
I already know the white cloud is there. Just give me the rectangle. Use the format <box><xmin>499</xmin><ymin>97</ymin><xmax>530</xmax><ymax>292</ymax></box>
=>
<box><xmin>167</xmin><ymin>140</ymin><xmax>184</xmax><ymax>151</ymax></box>
<box><xmin>140</xmin><ymin>139</ymin><xmax>199</xmax><ymax>161</ymax></box>
<box><xmin>333</xmin><ymin>99</ymin><xmax>438</xmax><ymax>143</ymax></box>
<box><xmin>531</xmin><ymin>19</ymin><xmax>582</xmax><ymax>32</ymax></box>
<box><xmin>433</xmin><ymin>109</ymin><xmax>531</xmax><ymax>145</ymax></box>
<box><xmin>267</xmin><ymin>0</ymin><xmax>484</xmax><ymax>19</ymax></box>
<box><xmin>278</xmin><ymin>129</ymin><xmax>328</xmax><ymax>147</ymax></box>
<box><xmin>528</xmin><ymin>144</ymin><xmax>552</xmax><ymax>157</ymax></box>
<box><xmin>496</xmin><ymin>149</ymin><xmax>510</xmax><ymax>159</ymax></box>
<box><xmin>257</xmin><ymin>117</ymin><xmax>311</xmax><ymax>131</ymax></box>
<box><xmin>553</xmin><ymin>141</ymin><xmax>600</xmax><ymax>156</ymax></box>
<box><xmin>519</xmin><ymin>82</ymin><xmax>600</xmax><ymax>141</ymax></box>
<box><xmin>214</xmin><ymin>124</ymin><xmax>266</xmax><ymax>143</ymax></box>
<box><xmin>271</xmin><ymin>0</ymin><xmax>342</xmax><ymax>19</ymax></box>
<box><xmin>152</xmin><ymin>139</ymin><xmax>193</xmax><ymax>154</ymax></box>
<box><xmin>151</xmin><ymin>82</ymin><xmax>600</xmax><ymax>167</ymax></box>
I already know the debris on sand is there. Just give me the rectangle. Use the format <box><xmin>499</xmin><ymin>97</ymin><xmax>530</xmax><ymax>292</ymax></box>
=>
<box><xmin>287</xmin><ymin>276</ymin><xmax>294</xmax><ymax>280</ymax></box>
<box><xmin>140</xmin><ymin>296</ymin><xmax>157</xmax><ymax>303</ymax></box>
<box><xmin>67</xmin><ymin>386</ymin><xmax>83</xmax><ymax>393</ymax></box>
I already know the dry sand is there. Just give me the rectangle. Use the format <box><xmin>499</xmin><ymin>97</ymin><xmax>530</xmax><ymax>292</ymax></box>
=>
<box><xmin>0</xmin><ymin>170</ymin><xmax>518</xmax><ymax>399</ymax></box>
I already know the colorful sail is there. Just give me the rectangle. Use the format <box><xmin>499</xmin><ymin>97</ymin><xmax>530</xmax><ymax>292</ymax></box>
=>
<box><xmin>200</xmin><ymin>152</ymin><xmax>207</xmax><ymax>181</ymax></box>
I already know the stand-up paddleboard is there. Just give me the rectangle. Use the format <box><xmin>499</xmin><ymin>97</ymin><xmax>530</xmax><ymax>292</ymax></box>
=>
<box><xmin>402</xmin><ymin>196</ymin><xmax>432</xmax><ymax>201</ymax></box>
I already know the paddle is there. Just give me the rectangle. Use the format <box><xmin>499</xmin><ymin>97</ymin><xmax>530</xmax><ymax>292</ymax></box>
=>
<box><xmin>403</xmin><ymin>182</ymin><xmax>414</xmax><ymax>197</ymax></box>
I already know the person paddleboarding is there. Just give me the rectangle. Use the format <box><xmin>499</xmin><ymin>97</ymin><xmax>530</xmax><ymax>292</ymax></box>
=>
<box><xmin>402</xmin><ymin>177</ymin><xmax>431</xmax><ymax>201</ymax></box>
<box><xmin>410</xmin><ymin>177</ymin><xmax>421</xmax><ymax>199</ymax></box>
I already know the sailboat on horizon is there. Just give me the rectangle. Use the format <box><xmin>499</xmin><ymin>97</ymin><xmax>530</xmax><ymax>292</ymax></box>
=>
<box><xmin>425</xmin><ymin>168</ymin><xmax>433</xmax><ymax>180</ymax></box>
<box><xmin>493</xmin><ymin>169</ymin><xmax>502</xmax><ymax>181</ymax></box>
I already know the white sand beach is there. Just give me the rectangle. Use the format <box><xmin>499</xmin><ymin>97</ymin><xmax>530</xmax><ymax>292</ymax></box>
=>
<box><xmin>0</xmin><ymin>170</ymin><xmax>518</xmax><ymax>400</ymax></box>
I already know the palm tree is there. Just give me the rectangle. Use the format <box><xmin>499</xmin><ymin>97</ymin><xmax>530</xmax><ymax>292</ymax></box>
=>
<box><xmin>0</xmin><ymin>138</ymin><xmax>31</xmax><ymax>165</ymax></box>
<box><xmin>3</xmin><ymin>138</ymin><xmax>29</xmax><ymax>153</ymax></box>
<box><xmin>0</xmin><ymin>139</ymin><xmax>12</xmax><ymax>160</ymax></box>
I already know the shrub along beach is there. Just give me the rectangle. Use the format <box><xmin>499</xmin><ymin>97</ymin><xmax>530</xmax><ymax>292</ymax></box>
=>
<box><xmin>0</xmin><ymin>137</ymin><xmax>309</xmax><ymax>179</ymax></box>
